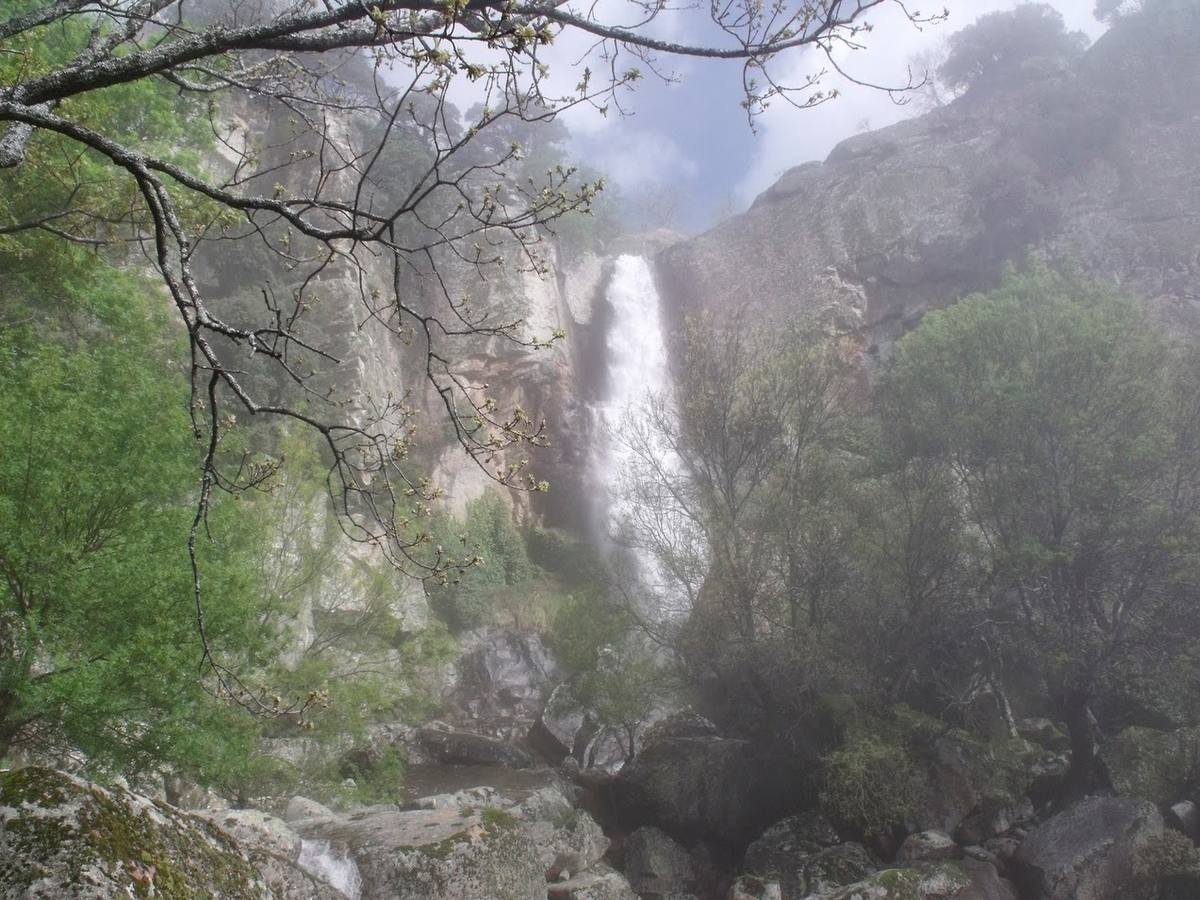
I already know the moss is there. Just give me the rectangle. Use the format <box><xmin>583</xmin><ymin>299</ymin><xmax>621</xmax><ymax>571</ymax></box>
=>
<box><xmin>0</xmin><ymin>767</ymin><xmax>265</xmax><ymax>899</ymax></box>
<box><xmin>1106</xmin><ymin>727</ymin><xmax>1200</xmax><ymax>806</ymax></box>
<box><xmin>1135</xmin><ymin>831</ymin><xmax>1200</xmax><ymax>880</ymax></box>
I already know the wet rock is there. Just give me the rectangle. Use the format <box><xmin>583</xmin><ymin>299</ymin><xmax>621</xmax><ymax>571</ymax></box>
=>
<box><xmin>293</xmin><ymin>802</ymin><xmax>543</xmax><ymax>899</ymax></box>
<box><xmin>1013</xmin><ymin>796</ymin><xmax>1163</xmax><ymax>900</ymax></box>
<box><xmin>623</xmin><ymin>826</ymin><xmax>703</xmax><ymax>898</ymax></box>
<box><xmin>548</xmin><ymin>863</ymin><xmax>639</xmax><ymax>900</ymax></box>
<box><xmin>899</xmin><ymin>832</ymin><xmax>962</xmax><ymax>865</ymax></box>
<box><xmin>416</xmin><ymin>726</ymin><xmax>536</xmax><ymax>769</ymax></box>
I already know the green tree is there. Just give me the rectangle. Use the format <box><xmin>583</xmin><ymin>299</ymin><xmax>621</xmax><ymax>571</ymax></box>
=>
<box><xmin>881</xmin><ymin>265</ymin><xmax>1200</xmax><ymax>799</ymax></box>
<box><xmin>0</xmin><ymin>265</ymin><xmax>272</xmax><ymax>775</ymax></box>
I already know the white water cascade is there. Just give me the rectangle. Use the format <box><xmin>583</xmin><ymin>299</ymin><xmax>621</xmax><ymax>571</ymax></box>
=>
<box><xmin>298</xmin><ymin>838</ymin><xmax>363</xmax><ymax>900</ymax></box>
<box><xmin>592</xmin><ymin>255</ymin><xmax>688</xmax><ymax>617</ymax></box>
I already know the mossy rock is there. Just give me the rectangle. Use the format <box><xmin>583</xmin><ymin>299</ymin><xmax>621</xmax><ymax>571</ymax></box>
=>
<box><xmin>817</xmin><ymin>861</ymin><xmax>1014</xmax><ymax>899</ymax></box>
<box><xmin>0</xmin><ymin>767</ymin><xmax>270</xmax><ymax>899</ymax></box>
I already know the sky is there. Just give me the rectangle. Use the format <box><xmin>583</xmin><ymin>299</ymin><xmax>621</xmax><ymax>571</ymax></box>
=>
<box><xmin>543</xmin><ymin>0</ymin><xmax>1109</xmax><ymax>231</ymax></box>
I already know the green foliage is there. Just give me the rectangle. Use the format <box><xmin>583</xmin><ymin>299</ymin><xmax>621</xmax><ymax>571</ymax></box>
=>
<box><xmin>548</xmin><ymin>589</ymin><xmax>629</xmax><ymax>675</ymax></box>
<box><xmin>426</xmin><ymin>491</ymin><xmax>535</xmax><ymax>631</ymax></box>
<box><xmin>0</xmin><ymin>264</ymin><xmax>272</xmax><ymax>779</ymax></box>
<box><xmin>938</xmin><ymin>4</ymin><xmax>1088</xmax><ymax>93</ymax></box>
<box><xmin>1134</xmin><ymin>830</ymin><xmax>1200</xmax><ymax>881</ymax></box>
<box><xmin>819</xmin><ymin>734</ymin><xmax>928</xmax><ymax>833</ymax></box>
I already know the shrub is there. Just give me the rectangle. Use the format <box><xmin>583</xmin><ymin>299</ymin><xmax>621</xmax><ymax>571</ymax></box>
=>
<box><xmin>819</xmin><ymin>735</ymin><xmax>928</xmax><ymax>833</ymax></box>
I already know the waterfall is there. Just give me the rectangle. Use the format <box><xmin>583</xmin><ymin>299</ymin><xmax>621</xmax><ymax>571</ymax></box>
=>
<box><xmin>592</xmin><ymin>255</ymin><xmax>686</xmax><ymax>615</ymax></box>
<box><xmin>298</xmin><ymin>838</ymin><xmax>363</xmax><ymax>900</ymax></box>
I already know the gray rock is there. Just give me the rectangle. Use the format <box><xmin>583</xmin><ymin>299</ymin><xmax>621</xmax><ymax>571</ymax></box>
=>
<box><xmin>899</xmin><ymin>831</ymin><xmax>962</xmax><ymax>865</ymax></box>
<box><xmin>198</xmin><ymin>808</ymin><xmax>303</xmax><ymax>862</ymax></box>
<box><xmin>613</xmin><ymin>736</ymin><xmax>804</xmax><ymax>844</ymax></box>
<box><xmin>801</xmin><ymin>844</ymin><xmax>880</xmax><ymax>896</ymax></box>
<box><xmin>741</xmin><ymin>813</ymin><xmax>861</xmax><ymax>899</ymax></box>
<box><xmin>286</xmin><ymin>796</ymin><xmax>335</xmax><ymax>823</ymax></box>
<box><xmin>729</xmin><ymin>874</ymin><xmax>784</xmax><ymax>900</ymax></box>
<box><xmin>920</xmin><ymin>739</ymin><xmax>979</xmax><ymax>835</ymax></box>
<box><xmin>0</xmin><ymin>766</ymin><xmax>299</xmax><ymax>899</ymax></box>
<box><xmin>1013</xmin><ymin>795</ymin><xmax>1163</xmax><ymax>900</ymax></box>
<box><xmin>623</xmin><ymin>826</ymin><xmax>702</xmax><ymax>898</ymax></box>
<box><xmin>447</xmin><ymin>628</ymin><xmax>562</xmax><ymax>737</ymax></box>
<box><xmin>549</xmin><ymin>863</ymin><xmax>640</xmax><ymax>900</ymax></box>
<box><xmin>955</xmin><ymin>798</ymin><xmax>1034</xmax><ymax>845</ymax></box>
<box><xmin>416</xmin><ymin>726</ymin><xmax>536</xmax><ymax>768</ymax></box>
<box><xmin>1017</xmin><ymin>719</ymin><xmax>1071</xmax><ymax>752</ymax></box>
<box><xmin>1167</xmin><ymin>800</ymin><xmax>1199</xmax><ymax>841</ymax></box>
<box><xmin>513</xmin><ymin>786</ymin><xmax>609</xmax><ymax>878</ymax></box>
<box><xmin>815</xmin><ymin>861</ymin><xmax>1017</xmax><ymax>899</ymax></box>
<box><xmin>657</xmin><ymin>3</ymin><xmax>1200</xmax><ymax>361</ymax></box>
<box><xmin>293</xmin><ymin>802</ymin><xmax>544</xmax><ymax>900</ymax></box>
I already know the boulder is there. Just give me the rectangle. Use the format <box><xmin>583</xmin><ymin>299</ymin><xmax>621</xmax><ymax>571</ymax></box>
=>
<box><xmin>513</xmin><ymin>786</ymin><xmax>609</xmax><ymax>878</ymax></box>
<box><xmin>286</xmin><ymin>796</ymin><xmax>335</xmax><ymax>823</ymax></box>
<box><xmin>0</xmin><ymin>766</ymin><xmax>324</xmax><ymax>899</ymax></box>
<box><xmin>728</xmin><ymin>875</ymin><xmax>784</xmax><ymax>900</ymax></box>
<box><xmin>1017</xmin><ymin>720</ymin><xmax>1071</xmax><ymax>753</ymax></box>
<box><xmin>919</xmin><ymin>739</ymin><xmax>979</xmax><ymax>835</ymax></box>
<box><xmin>1013</xmin><ymin>796</ymin><xmax>1163</xmax><ymax>900</ymax></box>
<box><xmin>548</xmin><ymin>863</ymin><xmax>640</xmax><ymax>900</ymax></box>
<box><xmin>613</xmin><ymin>736</ymin><xmax>805</xmax><ymax>844</ymax></box>
<box><xmin>739</xmin><ymin>813</ymin><xmax>874</xmax><ymax>899</ymax></box>
<box><xmin>801</xmin><ymin>844</ymin><xmax>880</xmax><ymax>896</ymax></box>
<box><xmin>198</xmin><ymin>808</ymin><xmax>303</xmax><ymax>861</ymax></box>
<box><xmin>623</xmin><ymin>826</ymin><xmax>703</xmax><ymax>898</ymax></box>
<box><xmin>899</xmin><ymin>832</ymin><xmax>962</xmax><ymax>865</ymax></box>
<box><xmin>416</xmin><ymin>726</ymin><xmax>536</xmax><ymax>769</ymax></box>
<box><xmin>529</xmin><ymin>682</ymin><xmax>588</xmax><ymax>763</ymax></box>
<box><xmin>1166</xmin><ymin>800</ymin><xmax>1199</xmax><ymax>841</ymax></box>
<box><xmin>447</xmin><ymin>628</ymin><xmax>562</xmax><ymax>737</ymax></box>
<box><xmin>955</xmin><ymin>798</ymin><xmax>1033</xmax><ymax>846</ymax></box>
<box><xmin>816</xmin><ymin>861</ymin><xmax>1017</xmax><ymax>899</ymax></box>
<box><xmin>293</xmin><ymin>803</ymin><xmax>544</xmax><ymax>900</ymax></box>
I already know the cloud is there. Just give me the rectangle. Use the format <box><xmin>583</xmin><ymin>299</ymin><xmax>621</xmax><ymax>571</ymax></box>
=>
<box><xmin>581</xmin><ymin>129</ymin><xmax>700</xmax><ymax>189</ymax></box>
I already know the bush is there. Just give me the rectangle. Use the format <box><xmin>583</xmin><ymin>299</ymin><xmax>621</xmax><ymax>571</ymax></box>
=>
<box><xmin>425</xmin><ymin>490</ymin><xmax>537</xmax><ymax>631</ymax></box>
<box><xmin>548</xmin><ymin>589</ymin><xmax>630</xmax><ymax>674</ymax></box>
<box><xmin>819</xmin><ymin>735</ymin><xmax>928</xmax><ymax>834</ymax></box>
<box><xmin>1134</xmin><ymin>830</ymin><xmax>1200</xmax><ymax>881</ymax></box>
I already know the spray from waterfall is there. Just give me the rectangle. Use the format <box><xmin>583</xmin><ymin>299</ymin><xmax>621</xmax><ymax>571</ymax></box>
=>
<box><xmin>298</xmin><ymin>839</ymin><xmax>363</xmax><ymax>899</ymax></box>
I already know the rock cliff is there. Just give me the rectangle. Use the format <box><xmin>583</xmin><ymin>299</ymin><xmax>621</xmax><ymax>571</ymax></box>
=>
<box><xmin>657</xmin><ymin>0</ymin><xmax>1200</xmax><ymax>354</ymax></box>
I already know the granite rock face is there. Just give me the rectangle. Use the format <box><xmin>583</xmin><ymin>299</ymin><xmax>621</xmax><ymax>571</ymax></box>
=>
<box><xmin>657</xmin><ymin>2</ymin><xmax>1200</xmax><ymax>355</ymax></box>
<box><xmin>1013</xmin><ymin>795</ymin><xmax>1163</xmax><ymax>900</ymax></box>
<box><xmin>0</xmin><ymin>767</ymin><xmax>340</xmax><ymax>899</ymax></box>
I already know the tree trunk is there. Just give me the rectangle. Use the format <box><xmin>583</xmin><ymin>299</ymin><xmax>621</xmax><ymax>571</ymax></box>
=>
<box><xmin>1059</xmin><ymin>691</ymin><xmax>1103</xmax><ymax>807</ymax></box>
